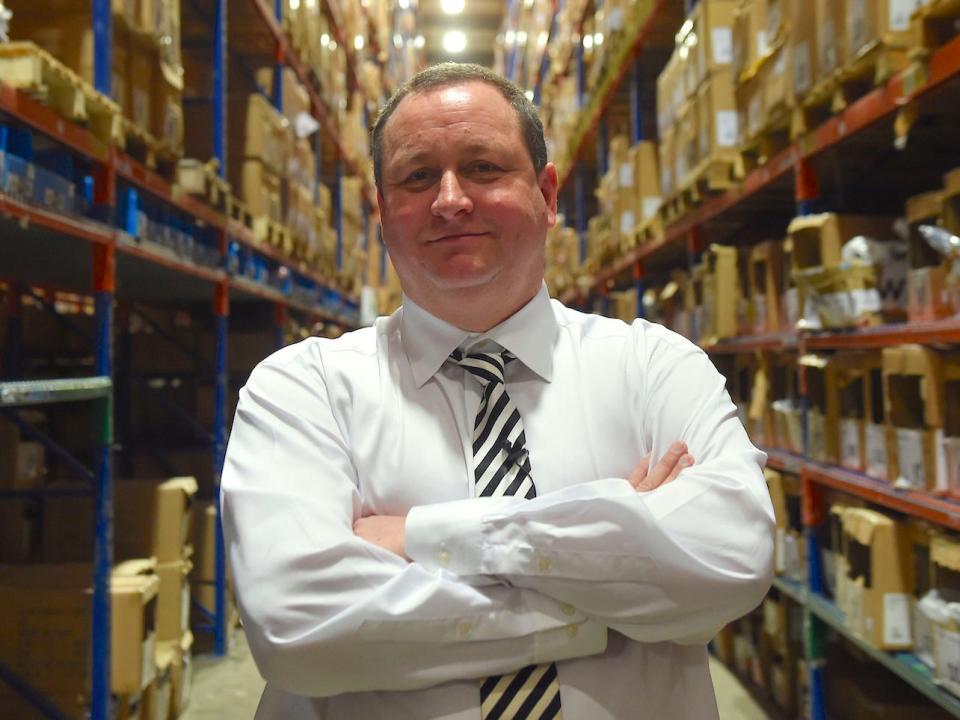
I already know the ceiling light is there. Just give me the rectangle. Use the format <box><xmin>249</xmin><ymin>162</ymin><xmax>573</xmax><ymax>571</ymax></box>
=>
<box><xmin>414</xmin><ymin>34</ymin><xmax>425</xmax><ymax>49</ymax></box>
<box><xmin>538</xmin><ymin>31</ymin><xmax>548</xmax><ymax>48</ymax></box>
<box><xmin>517</xmin><ymin>31</ymin><xmax>528</xmax><ymax>45</ymax></box>
<box><xmin>593</xmin><ymin>32</ymin><xmax>603</xmax><ymax>46</ymax></box>
<box><xmin>524</xmin><ymin>89</ymin><xmax>534</xmax><ymax>101</ymax></box>
<box><xmin>505</xmin><ymin>30</ymin><xmax>515</xmax><ymax>46</ymax></box>
<box><xmin>582</xmin><ymin>34</ymin><xmax>593</xmax><ymax>50</ymax></box>
<box><xmin>441</xmin><ymin>0</ymin><xmax>464</xmax><ymax>14</ymax></box>
<box><xmin>354</xmin><ymin>35</ymin><xmax>365</xmax><ymax>50</ymax></box>
<box><xmin>398</xmin><ymin>0</ymin><xmax>409</xmax><ymax>8</ymax></box>
<box><xmin>393</xmin><ymin>33</ymin><xmax>403</xmax><ymax>48</ymax></box>
<box><xmin>289</xmin><ymin>0</ymin><xmax>300</xmax><ymax>10</ymax></box>
<box><xmin>443</xmin><ymin>30</ymin><xmax>467</xmax><ymax>54</ymax></box>
<box><xmin>320</xmin><ymin>33</ymin><xmax>330</xmax><ymax>47</ymax></box>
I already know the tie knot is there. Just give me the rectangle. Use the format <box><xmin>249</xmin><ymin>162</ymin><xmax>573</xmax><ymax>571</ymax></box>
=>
<box><xmin>449</xmin><ymin>348</ymin><xmax>515</xmax><ymax>387</ymax></box>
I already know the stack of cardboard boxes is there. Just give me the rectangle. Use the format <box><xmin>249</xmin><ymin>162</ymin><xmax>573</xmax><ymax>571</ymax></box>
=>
<box><xmin>6</xmin><ymin>0</ymin><xmax>184</xmax><ymax>156</ymax></box>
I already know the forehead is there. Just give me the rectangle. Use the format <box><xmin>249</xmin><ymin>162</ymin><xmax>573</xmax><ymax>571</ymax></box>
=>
<box><xmin>382</xmin><ymin>81</ymin><xmax>523</xmax><ymax>157</ymax></box>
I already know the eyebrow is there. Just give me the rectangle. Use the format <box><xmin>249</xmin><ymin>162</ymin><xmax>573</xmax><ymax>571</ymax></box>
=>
<box><xmin>389</xmin><ymin>141</ymin><xmax>510</xmax><ymax>169</ymax></box>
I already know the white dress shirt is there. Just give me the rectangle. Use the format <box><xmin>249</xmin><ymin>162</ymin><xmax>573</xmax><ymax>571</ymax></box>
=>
<box><xmin>221</xmin><ymin>283</ymin><xmax>775</xmax><ymax>719</ymax></box>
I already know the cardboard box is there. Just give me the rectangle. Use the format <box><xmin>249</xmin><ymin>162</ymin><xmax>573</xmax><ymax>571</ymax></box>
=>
<box><xmin>844</xmin><ymin>0</ymin><xmax>919</xmax><ymax>65</ymax></box>
<box><xmin>658</xmin><ymin>127</ymin><xmax>677</xmax><ymax>198</ymax></box>
<box><xmin>800</xmin><ymin>354</ymin><xmax>840</xmax><ymax>464</ymax></box>
<box><xmin>699</xmin><ymin>243</ymin><xmax>740</xmax><ymax>343</ymax></box>
<box><xmin>631</xmin><ymin>141</ymin><xmax>662</xmax><ymax>223</ymax></box>
<box><xmin>760</xmin><ymin>39</ymin><xmax>794</xmax><ymax>120</ymax></box>
<box><xmin>241</xmin><ymin>159</ymin><xmax>282</xmax><ymax>221</ymax></box>
<box><xmin>883</xmin><ymin>345</ymin><xmax>945</xmax><ymax>491</ymax></box>
<box><xmin>732</xmin><ymin>0</ymin><xmax>768</xmax><ymax>82</ymax></box>
<box><xmin>767</xmin><ymin>468</ymin><xmax>805</xmax><ymax>581</ymax></box>
<box><xmin>788</xmin><ymin>213</ymin><xmax>896</xmax><ymax>271</ymax></box>
<box><xmin>789</xmin><ymin>0</ymin><xmax>818</xmax><ymax>99</ymax></box>
<box><xmin>735</xmin><ymin>69</ymin><xmax>765</xmax><ymax>144</ymax></box>
<box><xmin>750</xmin><ymin>240</ymin><xmax>784</xmax><ymax>333</ymax></box>
<box><xmin>686</xmin><ymin>0</ymin><xmax>736</xmax><ymax>91</ymax></box>
<box><xmin>839</xmin><ymin>507</ymin><xmax>913</xmax><ymax>650</ymax></box>
<box><xmin>815</xmin><ymin>0</ymin><xmax>846</xmax><ymax>79</ymax></box>
<box><xmin>111</xmin><ymin>560</ymin><xmax>160</xmax><ymax>694</ymax></box>
<box><xmin>905</xmin><ymin>190</ymin><xmax>952</xmax><ymax>322</ymax></box>
<box><xmin>695</xmin><ymin>67</ymin><xmax>739</xmax><ymax>164</ymax></box>
<box><xmin>157</xmin><ymin>555</ymin><xmax>193</xmax><ymax>642</ymax></box>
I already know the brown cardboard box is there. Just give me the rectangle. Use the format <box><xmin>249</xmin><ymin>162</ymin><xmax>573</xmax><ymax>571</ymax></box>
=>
<box><xmin>760</xmin><ymin>39</ymin><xmax>794</xmax><ymax>120</ymax></box>
<box><xmin>631</xmin><ymin>141</ymin><xmax>662</xmax><ymax>223</ymax></box>
<box><xmin>883</xmin><ymin>345</ymin><xmax>945</xmax><ymax>491</ymax></box>
<box><xmin>800</xmin><ymin>354</ymin><xmax>839</xmax><ymax>464</ymax></box>
<box><xmin>255</xmin><ymin>66</ymin><xmax>312</xmax><ymax>127</ymax></box>
<box><xmin>700</xmin><ymin>243</ymin><xmax>739</xmax><ymax>343</ymax></box>
<box><xmin>735</xmin><ymin>68</ymin><xmax>765</xmax><ymax>144</ymax></box>
<box><xmin>815</xmin><ymin>0</ymin><xmax>846</xmax><ymax>80</ymax></box>
<box><xmin>750</xmin><ymin>240</ymin><xmax>784</xmax><ymax>333</ymax></box>
<box><xmin>840</xmin><ymin>507</ymin><xmax>913</xmax><ymax>650</ymax></box>
<box><xmin>788</xmin><ymin>213</ymin><xmax>896</xmax><ymax>270</ymax></box>
<box><xmin>789</xmin><ymin>0</ymin><xmax>818</xmax><ymax>99</ymax></box>
<box><xmin>686</xmin><ymin>0</ymin><xmax>736</xmax><ymax>92</ymax></box>
<box><xmin>862</xmin><ymin>354</ymin><xmax>891</xmax><ymax>480</ymax></box>
<box><xmin>242</xmin><ymin>160</ymin><xmax>282</xmax><ymax>221</ymax></box>
<box><xmin>111</xmin><ymin>561</ymin><xmax>160</xmax><ymax>694</ymax></box>
<box><xmin>164</xmin><ymin>630</ymin><xmax>194</xmax><ymax>717</ymax></box>
<box><xmin>905</xmin><ymin>190</ymin><xmax>952</xmax><ymax>322</ymax></box>
<box><xmin>767</xmin><ymin>468</ymin><xmax>805</xmax><ymax>580</ymax></box>
<box><xmin>657</xmin><ymin>50</ymin><xmax>681</xmax><ymax>138</ymax></box>
<box><xmin>733</xmin><ymin>0</ymin><xmax>768</xmax><ymax>82</ymax></box>
<box><xmin>762</xmin><ymin>0</ymin><xmax>791</xmax><ymax>50</ymax></box>
<box><xmin>128</xmin><ymin>38</ymin><xmax>154</xmax><ymax>131</ymax></box>
<box><xmin>844</xmin><ymin>0</ymin><xmax>917</xmax><ymax>66</ymax></box>
<box><xmin>157</xmin><ymin>553</ymin><xmax>193</xmax><ymax>642</ymax></box>
<box><xmin>658</xmin><ymin>128</ymin><xmax>677</xmax><ymax>198</ymax></box>
<box><xmin>695</xmin><ymin>67</ymin><xmax>739</xmax><ymax>166</ymax></box>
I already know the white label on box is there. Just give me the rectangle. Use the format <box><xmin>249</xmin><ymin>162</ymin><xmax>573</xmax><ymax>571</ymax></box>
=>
<box><xmin>609</xmin><ymin>6</ymin><xmax>624</xmax><ymax>30</ymax></box>
<box><xmin>775</xmin><ymin>527</ymin><xmax>786</xmax><ymax>574</ymax></box>
<box><xmin>883</xmin><ymin>593</ymin><xmax>912</xmax><ymax>646</ymax></box>
<box><xmin>896</xmin><ymin>427</ymin><xmax>926</xmax><ymax>489</ymax></box>
<box><xmin>642</xmin><ymin>197</ymin><xmax>661</xmax><ymax>221</ymax></box>
<box><xmin>936</xmin><ymin>627</ymin><xmax>960</xmax><ymax>692</ymax></box>
<box><xmin>716</xmin><ymin>111</ymin><xmax>738</xmax><ymax>147</ymax></box>
<box><xmin>822</xmin><ymin>20</ymin><xmax>838</xmax><ymax>71</ymax></box>
<box><xmin>784</xmin><ymin>287</ymin><xmax>799</xmax><ymax>327</ymax></box>
<box><xmin>793</xmin><ymin>42</ymin><xmax>811</xmax><ymax>93</ymax></box>
<box><xmin>851</xmin><ymin>0</ymin><xmax>868</xmax><ymax>52</ymax></box>
<box><xmin>619</xmin><ymin>162</ymin><xmax>634</xmax><ymax>188</ymax></box>
<box><xmin>935</xmin><ymin>427</ymin><xmax>948</xmax><ymax>492</ymax></box>
<box><xmin>620</xmin><ymin>210</ymin><xmax>636</xmax><ymax>236</ymax></box>
<box><xmin>846</xmin><ymin>579</ymin><xmax>864</xmax><ymax>637</ymax></box>
<box><xmin>840</xmin><ymin>419</ymin><xmax>861</xmax><ymax>470</ymax></box>
<box><xmin>754</xmin><ymin>294</ymin><xmax>767</xmax><ymax>333</ymax></box>
<box><xmin>773</xmin><ymin>49</ymin><xmax>787</xmax><ymax>78</ymax></box>
<box><xmin>748</xmin><ymin>94</ymin><xmax>762</xmax><ymax>134</ymax></box>
<box><xmin>712</xmin><ymin>28</ymin><xmax>733</xmax><ymax>64</ymax></box>
<box><xmin>866</xmin><ymin>424</ymin><xmax>889</xmax><ymax>480</ymax></box>
<box><xmin>944</xmin><ymin>435</ymin><xmax>960</xmax><ymax>493</ymax></box>
<box><xmin>808</xmin><ymin>412</ymin><xmax>827</xmax><ymax>461</ymax></box>
<box><xmin>890</xmin><ymin>0</ymin><xmax>921</xmax><ymax>31</ymax></box>
<box><xmin>784</xmin><ymin>532</ymin><xmax>802</xmax><ymax>580</ymax></box>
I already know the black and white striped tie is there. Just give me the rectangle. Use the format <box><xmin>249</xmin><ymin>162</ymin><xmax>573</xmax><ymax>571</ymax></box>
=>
<box><xmin>450</xmin><ymin>348</ymin><xmax>563</xmax><ymax>720</ymax></box>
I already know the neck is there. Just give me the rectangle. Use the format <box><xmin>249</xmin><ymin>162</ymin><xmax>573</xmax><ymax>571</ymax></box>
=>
<box><xmin>416</xmin><ymin>284</ymin><xmax>540</xmax><ymax>332</ymax></box>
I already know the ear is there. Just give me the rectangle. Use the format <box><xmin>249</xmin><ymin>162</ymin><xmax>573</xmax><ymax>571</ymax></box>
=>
<box><xmin>538</xmin><ymin>162</ymin><xmax>559</xmax><ymax>229</ymax></box>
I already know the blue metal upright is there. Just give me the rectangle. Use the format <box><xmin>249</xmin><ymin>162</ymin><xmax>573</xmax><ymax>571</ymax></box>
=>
<box><xmin>213</xmin><ymin>283</ymin><xmax>229</xmax><ymax>655</ymax></box>
<box><xmin>574</xmin><ymin>166</ymin><xmax>586</xmax><ymax>264</ymax></box>
<box><xmin>576</xmin><ymin>39</ymin><xmax>586</xmax><ymax>110</ymax></box>
<box><xmin>91</xmin><ymin>245</ymin><xmax>115</xmax><ymax>720</ymax></box>
<box><xmin>336</xmin><ymin>158</ymin><xmax>344</xmax><ymax>271</ymax></box>
<box><xmin>92</xmin><ymin>0</ymin><xmax>111</xmax><ymax>96</ymax></box>
<box><xmin>213</xmin><ymin>0</ymin><xmax>228</xmax><ymax>177</ymax></box>
<box><xmin>272</xmin><ymin>0</ymin><xmax>284</xmax><ymax>110</ymax></box>
<box><xmin>630</xmin><ymin>58</ymin><xmax>644</xmax><ymax>144</ymax></box>
<box><xmin>597</xmin><ymin>117</ymin><xmax>608</xmax><ymax>179</ymax></box>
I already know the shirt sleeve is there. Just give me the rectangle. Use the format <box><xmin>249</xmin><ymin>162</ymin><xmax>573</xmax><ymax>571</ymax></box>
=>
<box><xmin>406</xmin><ymin>322</ymin><xmax>775</xmax><ymax>645</ymax></box>
<box><xmin>220</xmin><ymin>344</ymin><xmax>607</xmax><ymax>698</ymax></box>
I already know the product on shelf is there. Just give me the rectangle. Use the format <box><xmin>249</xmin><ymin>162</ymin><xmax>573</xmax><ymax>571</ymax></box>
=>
<box><xmin>842</xmin><ymin>0</ymin><xmax>914</xmax><ymax>80</ymax></box>
<box><xmin>838</xmin><ymin>506</ymin><xmax>914</xmax><ymax>651</ymax></box>
<box><xmin>749</xmin><ymin>239</ymin><xmax>785</xmax><ymax>333</ymax></box>
<box><xmin>905</xmin><ymin>188</ymin><xmax>955</xmax><ymax>321</ymax></box>
<box><xmin>769</xmin><ymin>353</ymin><xmax>803</xmax><ymax>454</ymax></box>
<box><xmin>882</xmin><ymin>344</ymin><xmax>945</xmax><ymax>491</ymax></box>
<box><xmin>696</xmin><ymin>243</ymin><xmax>740</xmax><ymax>344</ymax></box>
<box><xmin>924</xmin><ymin>533</ymin><xmax>960</xmax><ymax>695</ymax></box>
<box><xmin>767</xmin><ymin>467</ymin><xmax>805</xmax><ymax>582</ymax></box>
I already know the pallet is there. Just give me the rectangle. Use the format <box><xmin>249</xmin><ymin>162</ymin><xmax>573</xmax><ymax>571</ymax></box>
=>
<box><xmin>174</xmin><ymin>158</ymin><xmax>231</xmax><ymax>213</ymax></box>
<box><xmin>119</xmin><ymin>116</ymin><xmax>180</xmax><ymax>179</ymax></box>
<box><xmin>252</xmin><ymin>216</ymin><xmax>293</xmax><ymax>255</ymax></box>
<box><xmin>0</xmin><ymin>42</ymin><xmax>122</xmax><ymax>146</ymax></box>
<box><xmin>740</xmin><ymin>115</ymin><xmax>792</xmax><ymax>175</ymax></box>
<box><xmin>636</xmin><ymin>213</ymin><xmax>664</xmax><ymax>245</ymax></box>
<box><xmin>791</xmin><ymin>76</ymin><xmax>837</xmax><ymax>139</ymax></box>
<box><xmin>226</xmin><ymin>195</ymin><xmax>253</xmax><ymax>231</ymax></box>
<box><xmin>834</xmin><ymin>41</ymin><xmax>910</xmax><ymax>111</ymax></box>
<box><xmin>658</xmin><ymin>185</ymin><xmax>699</xmax><ymax>227</ymax></box>
<box><xmin>679</xmin><ymin>154</ymin><xmax>742</xmax><ymax>196</ymax></box>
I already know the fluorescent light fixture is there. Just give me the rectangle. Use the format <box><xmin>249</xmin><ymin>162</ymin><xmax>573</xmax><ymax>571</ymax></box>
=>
<box><xmin>441</xmin><ymin>0</ymin><xmax>464</xmax><ymax>14</ymax></box>
<box><xmin>320</xmin><ymin>33</ymin><xmax>330</xmax><ymax>46</ymax></box>
<box><xmin>290</xmin><ymin>0</ymin><xmax>300</xmax><ymax>10</ymax></box>
<box><xmin>582</xmin><ymin>34</ymin><xmax>593</xmax><ymax>50</ymax></box>
<box><xmin>354</xmin><ymin>35</ymin><xmax>365</xmax><ymax>50</ymax></box>
<box><xmin>443</xmin><ymin>30</ymin><xmax>467</xmax><ymax>54</ymax></box>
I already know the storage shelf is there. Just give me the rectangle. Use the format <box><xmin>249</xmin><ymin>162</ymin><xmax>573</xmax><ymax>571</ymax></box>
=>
<box><xmin>763</xmin><ymin>448</ymin><xmax>806</xmax><ymax>476</ymax></box>
<box><xmin>805</xmin><ymin>318</ymin><xmax>960</xmax><ymax>349</ymax></box>
<box><xmin>0</xmin><ymin>377</ymin><xmax>111</xmax><ymax>406</ymax></box>
<box><xmin>770</xmin><ymin>575</ymin><xmax>807</xmax><ymax>605</ymax></box>
<box><xmin>566</xmin><ymin>31</ymin><xmax>960</xmax><ymax>299</ymax></box>
<box><xmin>803</xmin><ymin>461</ymin><xmax>960</xmax><ymax>532</ymax></box>
<box><xmin>704</xmin><ymin>332</ymin><xmax>800</xmax><ymax>354</ymax></box>
<box><xmin>806</xmin><ymin>592</ymin><xmax>960</xmax><ymax>718</ymax></box>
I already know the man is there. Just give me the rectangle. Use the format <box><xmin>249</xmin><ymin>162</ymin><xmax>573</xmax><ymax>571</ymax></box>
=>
<box><xmin>222</xmin><ymin>63</ymin><xmax>774</xmax><ymax>719</ymax></box>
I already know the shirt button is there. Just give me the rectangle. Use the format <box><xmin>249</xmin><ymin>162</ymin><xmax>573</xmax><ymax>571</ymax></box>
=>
<box><xmin>560</xmin><ymin>603</ymin><xmax>576</xmax><ymax>617</ymax></box>
<box><xmin>538</xmin><ymin>557</ymin><xmax>552</xmax><ymax>573</ymax></box>
<box><xmin>439</xmin><ymin>550</ymin><xmax>451</xmax><ymax>567</ymax></box>
<box><xmin>565</xmin><ymin>624</ymin><xmax>579</xmax><ymax>638</ymax></box>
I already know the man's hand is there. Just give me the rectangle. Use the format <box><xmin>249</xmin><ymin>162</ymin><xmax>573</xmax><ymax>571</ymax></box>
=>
<box><xmin>353</xmin><ymin>515</ymin><xmax>409</xmax><ymax>560</ymax></box>
<box><xmin>628</xmin><ymin>441</ymin><xmax>694</xmax><ymax>492</ymax></box>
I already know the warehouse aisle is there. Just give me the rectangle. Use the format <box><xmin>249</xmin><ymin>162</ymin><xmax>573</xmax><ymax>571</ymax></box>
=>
<box><xmin>182</xmin><ymin>630</ymin><xmax>771</xmax><ymax>719</ymax></box>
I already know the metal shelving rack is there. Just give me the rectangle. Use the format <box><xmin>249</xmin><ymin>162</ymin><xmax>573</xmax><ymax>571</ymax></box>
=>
<box><xmin>0</xmin><ymin>0</ymin><xmax>383</xmax><ymax>716</ymax></box>
<box><xmin>533</xmin><ymin>0</ymin><xmax>960</xmax><ymax>717</ymax></box>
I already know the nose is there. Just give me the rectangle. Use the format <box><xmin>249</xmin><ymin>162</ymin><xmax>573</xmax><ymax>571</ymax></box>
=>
<box><xmin>431</xmin><ymin>170</ymin><xmax>473</xmax><ymax>219</ymax></box>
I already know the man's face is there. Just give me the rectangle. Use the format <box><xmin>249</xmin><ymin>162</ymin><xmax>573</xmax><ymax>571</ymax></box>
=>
<box><xmin>377</xmin><ymin>81</ymin><xmax>558</xmax><ymax>320</ymax></box>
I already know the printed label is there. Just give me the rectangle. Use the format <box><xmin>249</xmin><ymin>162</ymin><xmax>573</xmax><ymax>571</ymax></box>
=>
<box><xmin>896</xmin><ymin>427</ymin><xmax>926</xmax><ymax>489</ymax></box>
<box><xmin>883</xmin><ymin>593</ymin><xmax>912</xmax><ymax>646</ymax></box>
<box><xmin>642</xmin><ymin>197</ymin><xmax>661</xmax><ymax>221</ymax></box>
<box><xmin>840</xmin><ymin>419</ymin><xmax>862</xmax><ymax>470</ymax></box>
<box><xmin>619</xmin><ymin>162</ymin><xmax>634</xmax><ymax>188</ymax></box>
<box><xmin>821</xmin><ymin>20</ymin><xmax>837</xmax><ymax>71</ymax></box>
<box><xmin>890</xmin><ymin>0</ymin><xmax>921</xmax><ymax>32</ymax></box>
<box><xmin>620</xmin><ymin>211</ymin><xmax>636</xmax><ymax>236</ymax></box>
<box><xmin>808</xmin><ymin>412</ymin><xmax>827</xmax><ymax>461</ymax></box>
<box><xmin>936</xmin><ymin>627</ymin><xmax>960</xmax><ymax>692</ymax></box>
<box><xmin>793</xmin><ymin>42</ymin><xmax>811</xmax><ymax>93</ymax></box>
<box><xmin>712</xmin><ymin>28</ymin><xmax>733</xmax><ymax>64</ymax></box>
<box><xmin>754</xmin><ymin>294</ymin><xmax>767</xmax><ymax>333</ymax></box>
<box><xmin>850</xmin><ymin>0</ymin><xmax>868</xmax><ymax>53</ymax></box>
<box><xmin>716</xmin><ymin>111</ymin><xmax>739</xmax><ymax>147</ymax></box>
<box><xmin>757</xmin><ymin>30</ymin><xmax>769</xmax><ymax>59</ymax></box>
<box><xmin>866</xmin><ymin>423</ymin><xmax>888</xmax><ymax>479</ymax></box>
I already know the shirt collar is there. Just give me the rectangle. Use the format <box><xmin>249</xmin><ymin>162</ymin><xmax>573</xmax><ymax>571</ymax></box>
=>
<box><xmin>401</xmin><ymin>282</ymin><xmax>557</xmax><ymax>388</ymax></box>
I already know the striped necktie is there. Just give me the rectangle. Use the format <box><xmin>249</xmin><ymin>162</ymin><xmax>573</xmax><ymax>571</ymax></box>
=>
<box><xmin>450</xmin><ymin>348</ymin><xmax>563</xmax><ymax>720</ymax></box>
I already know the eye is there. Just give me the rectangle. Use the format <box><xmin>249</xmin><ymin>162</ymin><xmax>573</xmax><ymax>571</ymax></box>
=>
<box><xmin>404</xmin><ymin>168</ymin><xmax>434</xmax><ymax>183</ymax></box>
<box><xmin>472</xmin><ymin>161</ymin><xmax>501</xmax><ymax>173</ymax></box>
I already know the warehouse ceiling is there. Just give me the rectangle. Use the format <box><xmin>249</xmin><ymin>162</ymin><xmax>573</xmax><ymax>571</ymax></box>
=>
<box><xmin>417</xmin><ymin>0</ymin><xmax>505</xmax><ymax>68</ymax></box>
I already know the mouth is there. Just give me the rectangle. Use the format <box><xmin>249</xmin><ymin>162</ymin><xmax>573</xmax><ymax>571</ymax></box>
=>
<box><xmin>428</xmin><ymin>232</ymin><xmax>489</xmax><ymax>244</ymax></box>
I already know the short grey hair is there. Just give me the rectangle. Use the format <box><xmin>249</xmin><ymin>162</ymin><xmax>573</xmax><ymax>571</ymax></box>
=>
<box><xmin>371</xmin><ymin>63</ymin><xmax>548</xmax><ymax>193</ymax></box>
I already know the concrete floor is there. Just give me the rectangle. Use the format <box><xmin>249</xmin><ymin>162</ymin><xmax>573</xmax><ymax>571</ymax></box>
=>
<box><xmin>182</xmin><ymin>629</ymin><xmax>771</xmax><ymax>719</ymax></box>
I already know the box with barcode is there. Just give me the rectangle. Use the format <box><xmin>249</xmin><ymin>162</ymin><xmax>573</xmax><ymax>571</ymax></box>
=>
<box><xmin>684</xmin><ymin>0</ymin><xmax>736</xmax><ymax>94</ymax></box>
<box><xmin>695</xmin><ymin>67</ymin><xmax>739</xmax><ymax>168</ymax></box>
<box><xmin>841</xmin><ymin>507</ymin><xmax>914</xmax><ymax>651</ymax></box>
<box><xmin>789</xmin><ymin>0</ymin><xmax>819</xmax><ymax>101</ymax></box>
<box><xmin>816</xmin><ymin>0</ymin><xmax>847</xmax><ymax>80</ymax></box>
<box><xmin>843</xmin><ymin>0</ymin><xmax>920</xmax><ymax>68</ymax></box>
<box><xmin>883</xmin><ymin>345</ymin><xmax>945</xmax><ymax>491</ymax></box>
<box><xmin>732</xmin><ymin>0</ymin><xmax>768</xmax><ymax>83</ymax></box>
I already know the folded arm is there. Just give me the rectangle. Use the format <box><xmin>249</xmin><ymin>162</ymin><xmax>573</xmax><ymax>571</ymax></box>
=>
<box><xmin>220</xmin><ymin>347</ymin><xmax>606</xmax><ymax>698</ymax></box>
